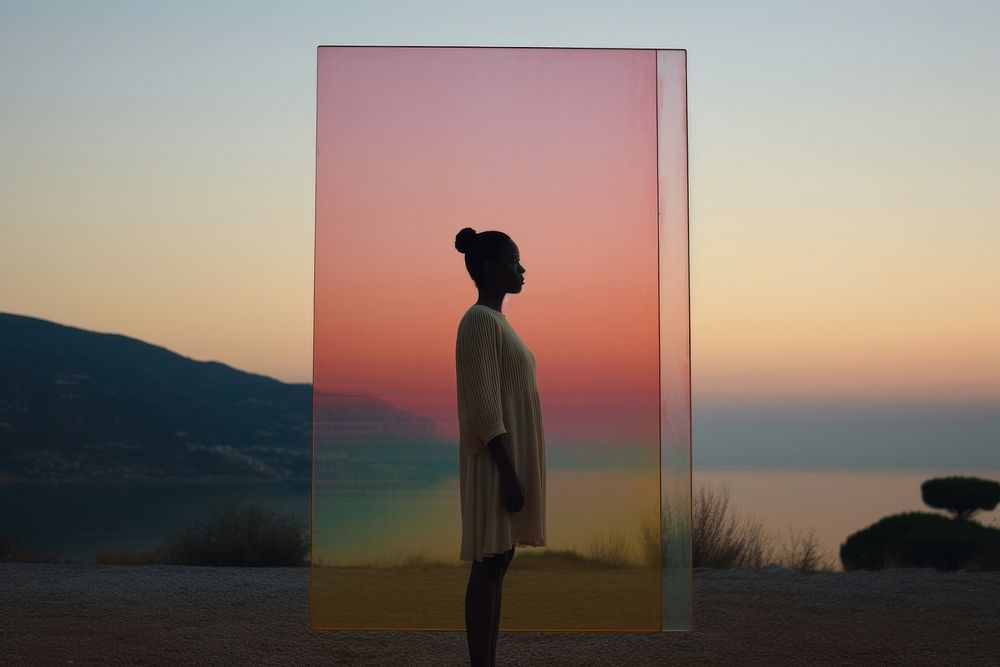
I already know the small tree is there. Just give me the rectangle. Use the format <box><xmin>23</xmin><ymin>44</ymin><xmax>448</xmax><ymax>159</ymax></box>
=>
<box><xmin>921</xmin><ymin>476</ymin><xmax>1000</xmax><ymax>522</ymax></box>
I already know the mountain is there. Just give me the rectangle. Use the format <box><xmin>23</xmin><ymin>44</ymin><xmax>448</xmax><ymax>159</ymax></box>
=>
<box><xmin>0</xmin><ymin>312</ymin><xmax>472</xmax><ymax>486</ymax></box>
<box><xmin>0</xmin><ymin>312</ymin><xmax>318</xmax><ymax>482</ymax></box>
<box><xmin>0</xmin><ymin>312</ymin><xmax>460</xmax><ymax>484</ymax></box>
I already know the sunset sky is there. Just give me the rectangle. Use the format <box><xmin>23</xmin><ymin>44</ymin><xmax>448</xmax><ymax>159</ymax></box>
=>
<box><xmin>2</xmin><ymin>1</ymin><xmax>998</xmax><ymax>466</ymax></box>
<box><xmin>314</xmin><ymin>46</ymin><xmax>667</xmax><ymax>451</ymax></box>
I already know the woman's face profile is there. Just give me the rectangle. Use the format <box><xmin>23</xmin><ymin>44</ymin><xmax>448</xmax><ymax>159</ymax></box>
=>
<box><xmin>484</xmin><ymin>241</ymin><xmax>525</xmax><ymax>294</ymax></box>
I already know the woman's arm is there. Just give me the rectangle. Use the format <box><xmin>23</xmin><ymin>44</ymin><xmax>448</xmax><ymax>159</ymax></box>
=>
<box><xmin>487</xmin><ymin>433</ymin><xmax>524</xmax><ymax>513</ymax></box>
<box><xmin>486</xmin><ymin>433</ymin><xmax>515</xmax><ymax>478</ymax></box>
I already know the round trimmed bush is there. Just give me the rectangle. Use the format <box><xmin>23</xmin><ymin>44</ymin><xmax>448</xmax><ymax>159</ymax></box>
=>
<box><xmin>840</xmin><ymin>511</ymin><xmax>1000</xmax><ymax>571</ymax></box>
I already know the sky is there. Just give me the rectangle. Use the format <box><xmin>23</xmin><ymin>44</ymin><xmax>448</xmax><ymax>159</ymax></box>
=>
<box><xmin>1</xmin><ymin>1</ymin><xmax>998</xmax><ymax>466</ymax></box>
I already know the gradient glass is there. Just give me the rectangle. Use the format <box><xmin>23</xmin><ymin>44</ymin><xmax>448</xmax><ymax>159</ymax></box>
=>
<box><xmin>311</xmin><ymin>46</ymin><xmax>691</xmax><ymax>632</ymax></box>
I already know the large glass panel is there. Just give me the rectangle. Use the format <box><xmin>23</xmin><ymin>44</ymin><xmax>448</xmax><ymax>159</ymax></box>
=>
<box><xmin>311</xmin><ymin>45</ymin><xmax>690</xmax><ymax>632</ymax></box>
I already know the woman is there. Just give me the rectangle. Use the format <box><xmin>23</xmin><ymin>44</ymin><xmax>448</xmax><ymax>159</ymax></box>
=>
<box><xmin>454</xmin><ymin>227</ymin><xmax>547</xmax><ymax>666</ymax></box>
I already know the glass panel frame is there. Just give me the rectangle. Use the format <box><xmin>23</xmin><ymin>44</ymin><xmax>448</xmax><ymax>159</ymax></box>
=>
<box><xmin>311</xmin><ymin>45</ymin><xmax>690</xmax><ymax>632</ymax></box>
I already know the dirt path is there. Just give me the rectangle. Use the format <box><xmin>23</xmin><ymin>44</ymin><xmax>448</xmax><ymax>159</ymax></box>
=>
<box><xmin>2</xmin><ymin>563</ymin><xmax>997</xmax><ymax>664</ymax></box>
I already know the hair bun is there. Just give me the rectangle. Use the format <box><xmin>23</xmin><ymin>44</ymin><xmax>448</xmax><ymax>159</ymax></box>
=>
<box><xmin>455</xmin><ymin>227</ymin><xmax>478</xmax><ymax>254</ymax></box>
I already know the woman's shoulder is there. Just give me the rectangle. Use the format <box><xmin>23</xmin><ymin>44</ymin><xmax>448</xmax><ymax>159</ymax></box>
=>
<box><xmin>460</xmin><ymin>304</ymin><xmax>506</xmax><ymax>324</ymax></box>
<box><xmin>457</xmin><ymin>305</ymin><xmax>507</xmax><ymax>339</ymax></box>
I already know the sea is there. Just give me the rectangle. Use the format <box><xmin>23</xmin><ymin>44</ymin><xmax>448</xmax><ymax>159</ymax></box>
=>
<box><xmin>3</xmin><ymin>466</ymin><xmax>997</xmax><ymax>569</ymax></box>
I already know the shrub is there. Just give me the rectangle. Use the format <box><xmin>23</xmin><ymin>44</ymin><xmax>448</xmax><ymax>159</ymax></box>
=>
<box><xmin>690</xmin><ymin>483</ymin><xmax>776</xmax><ymax>570</ymax></box>
<box><xmin>160</xmin><ymin>498</ymin><xmax>309</xmax><ymax>567</ymax></box>
<box><xmin>776</xmin><ymin>526</ymin><xmax>836</xmax><ymax>573</ymax></box>
<box><xmin>636</xmin><ymin>483</ymin><xmax>836</xmax><ymax>573</ymax></box>
<box><xmin>585</xmin><ymin>528</ymin><xmax>635</xmax><ymax>568</ymax></box>
<box><xmin>638</xmin><ymin>506</ymin><xmax>660</xmax><ymax>568</ymax></box>
<box><xmin>840</xmin><ymin>511</ymin><xmax>1000</xmax><ymax>571</ymax></box>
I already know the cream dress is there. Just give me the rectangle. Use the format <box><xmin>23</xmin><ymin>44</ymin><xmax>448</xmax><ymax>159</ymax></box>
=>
<box><xmin>456</xmin><ymin>304</ymin><xmax>547</xmax><ymax>562</ymax></box>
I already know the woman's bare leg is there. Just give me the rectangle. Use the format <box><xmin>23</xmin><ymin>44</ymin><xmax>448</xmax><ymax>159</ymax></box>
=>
<box><xmin>489</xmin><ymin>546</ymin><xmax>516</xmax><ymax>664</ymax></box>
<box><xmin>465</xmin><ymin>550</ymin><xmax>507</xmax><ymax>666</ymax></box>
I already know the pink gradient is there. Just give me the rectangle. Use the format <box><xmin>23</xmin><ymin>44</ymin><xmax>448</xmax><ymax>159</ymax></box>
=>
<box><xmin>315</xmin><ymin>47</ymin><xmax>660</xmax><ymax>448</ymax></box>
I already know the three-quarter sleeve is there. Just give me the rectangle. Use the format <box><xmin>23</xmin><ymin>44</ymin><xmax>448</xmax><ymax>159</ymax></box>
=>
<box><xmin>456</xmin><ymin>310</ymin><xmax>508</xmax><ymax>450</ymax></box>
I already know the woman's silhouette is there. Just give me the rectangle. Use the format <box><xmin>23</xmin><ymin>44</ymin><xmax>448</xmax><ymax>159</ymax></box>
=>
<box><xmin>454</xmin><ymin>227</ymin><xmax>547</xmax><ymax>666</ymax></box>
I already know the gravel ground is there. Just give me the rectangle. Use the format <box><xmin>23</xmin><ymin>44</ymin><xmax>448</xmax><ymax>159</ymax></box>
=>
<box><xmin>2</xmin><ymin>562</ymin><xmax>998</xmax><ymax>665</ymax></box>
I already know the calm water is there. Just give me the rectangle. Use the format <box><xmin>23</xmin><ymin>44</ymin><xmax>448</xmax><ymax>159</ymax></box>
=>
<box><xmin>0</xmin><ymin>480</ymin><xmax>310</xmax><ymax>563</ymax></box>
<box><xmin>3</xmin><ymin>467</ymin><xmax>997</xmax><ymax>567</ymax></box>
<box><xmin>695</xmin><ymin>466</ymin><xmax>1000</xmax><ymax>569</ymax></box>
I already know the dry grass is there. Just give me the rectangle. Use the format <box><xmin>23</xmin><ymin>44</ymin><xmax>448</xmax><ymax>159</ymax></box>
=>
<box><xmin>585</xmin><ymin>528</ymin><xmax>636</xmax><ymax>568</ymax></box>
<box><xmin>688</xmin><ymin>482</ymin><xmax>838</xmax><ymax>572</ymax></box>
<box><xmin>691</xmin><ymin>483</ymin><xmax>771</xmax><ymax>569</ymax></box>
<box><xmin>363</xmin><ymin>546</ymin><xmax>455</xmax><ymax>569</ymax></box>
<box><xmin>318</xmin><ymin>481</ymin><xmax>836</xmax><ymax>573</ymax></box>
<box><xmin>511</xmin><ymin>546</ymin><xmax>636</xmax><ymax>570</ymax></box>
<box><xmin>776</xmin><ymin>526</ymin><xmax>838</xmax><ymax>573</ymax></box>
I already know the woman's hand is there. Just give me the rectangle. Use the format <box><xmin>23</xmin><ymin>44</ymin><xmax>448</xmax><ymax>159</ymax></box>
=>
<box><xmin>501</xmin><ymin>472</ymin><xmax>525</xmax><ymax>513</ymax></box>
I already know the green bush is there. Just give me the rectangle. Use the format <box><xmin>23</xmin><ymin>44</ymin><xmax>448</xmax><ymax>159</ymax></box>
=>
<box><xmin>840</xmin><ymin>511</ymin><xmax>1000</xmax><ymax>571</ymax></box>
<box><xmin>159</xmin><ymin>498</ymin><xmax>309</xmax><ymax>567</ymax></box>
